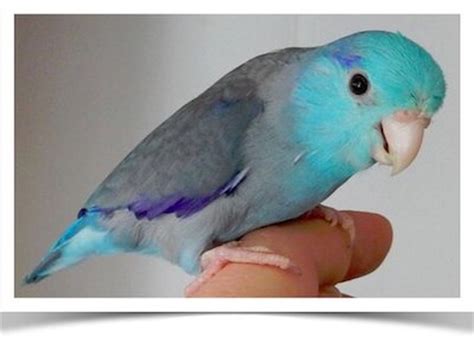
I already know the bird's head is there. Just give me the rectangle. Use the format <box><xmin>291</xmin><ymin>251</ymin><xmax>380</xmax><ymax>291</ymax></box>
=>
<box><xmin>291</xmin><ymin>31</ymin><xmax>446</xmax><ymax>175</ymax></box>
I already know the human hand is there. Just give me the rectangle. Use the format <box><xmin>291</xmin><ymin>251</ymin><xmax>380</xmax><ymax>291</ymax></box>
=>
<box><xmin>186</xmin><ymin>211</ymin><xmax>392</xmax><ymax>297</ymax></box>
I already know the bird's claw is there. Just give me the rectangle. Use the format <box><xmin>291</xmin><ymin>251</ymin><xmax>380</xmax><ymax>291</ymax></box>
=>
<box><xmin>303</xmin><ymin>205</ymin><xmax>355</xmax><ymax>246</ymax></box>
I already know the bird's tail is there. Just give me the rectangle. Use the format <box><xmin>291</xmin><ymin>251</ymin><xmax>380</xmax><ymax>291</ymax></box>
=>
<box><xmin>23</xmin><ymin>212</ymin><xmax>118</xmax><ymax>284</ymax></box>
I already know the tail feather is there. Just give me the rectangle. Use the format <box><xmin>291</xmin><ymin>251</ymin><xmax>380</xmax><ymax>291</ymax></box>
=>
<box><xmin>23</xmin><ymin>250</ymin><xmax>63</xmax><ymax>284</ymax></box>
<box><xmin>24</xmin><ymin>213</ymin><xmax>116</xmax><ymax>285</ymax></box>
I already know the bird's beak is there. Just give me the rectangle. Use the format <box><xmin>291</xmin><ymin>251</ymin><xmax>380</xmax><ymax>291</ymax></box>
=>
<box><xmin>372</xmin><ymin>110</ymin><xmax>431</xmax><ymax>175</ymax></box>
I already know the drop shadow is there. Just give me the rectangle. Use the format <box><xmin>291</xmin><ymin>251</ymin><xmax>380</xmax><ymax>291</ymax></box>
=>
<box><xmin>296</xmin><ymin>312</ymin><xmax>473</xmax><ymax>332</ymax></box>
<box><xmin>1</xmin><ymin>312</ymin><xmax>472</xmax><ymax>332</ymax></box>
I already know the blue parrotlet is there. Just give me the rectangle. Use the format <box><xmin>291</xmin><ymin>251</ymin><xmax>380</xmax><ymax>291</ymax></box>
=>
<box><xmin>24</xmin><ymin>31</ymin><xmax>446</xmax><ymax>294</ymax></box>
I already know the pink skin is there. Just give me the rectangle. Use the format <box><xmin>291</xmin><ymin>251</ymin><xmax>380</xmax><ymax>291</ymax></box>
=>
<box><xmin>185</xmin><ymin>241</ymin><xmax>302</xmax><ymax>296</ymax></box>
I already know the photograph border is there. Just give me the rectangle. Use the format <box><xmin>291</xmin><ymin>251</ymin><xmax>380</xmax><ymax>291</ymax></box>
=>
<box><xmin>1</xmin><ymin>1</ymin><xmax>472</xmax><ymax>312</ymax></box>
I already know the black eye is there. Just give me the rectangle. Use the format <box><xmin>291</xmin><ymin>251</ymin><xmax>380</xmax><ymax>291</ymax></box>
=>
<box><xmin>349</xmin><ymin>73</ymin><xmax>369</xmax><ymax>95</ymax></box>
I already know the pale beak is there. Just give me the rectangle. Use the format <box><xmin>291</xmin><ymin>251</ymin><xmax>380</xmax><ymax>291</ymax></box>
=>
<box><xmin>372</xmin><ymin>110</ymin><xmax>431</xmax><ymax>175</ymax></box>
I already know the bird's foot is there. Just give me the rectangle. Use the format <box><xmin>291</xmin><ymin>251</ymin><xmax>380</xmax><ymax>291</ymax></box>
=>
<box><xmin>303</xmin><ymin>205</ymin><xmax>355</xmax><ymax>246</ymax></box>
<box><xmin>184</xmin><ymin>241</ymin><xmax>301</xmax><ymax>296</ymax></box>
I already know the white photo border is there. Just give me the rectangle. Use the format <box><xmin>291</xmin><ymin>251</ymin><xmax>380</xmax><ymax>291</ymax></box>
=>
<box><xmin>1</xmin><ymin>0</ymin><xmax>471</xmax><ymax>312</ymax></box>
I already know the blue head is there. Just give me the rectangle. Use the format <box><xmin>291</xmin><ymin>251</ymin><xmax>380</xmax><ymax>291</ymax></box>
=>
<box><xmin>290</xmin><ymin>31</ymin><xmax>446</xmax><ymax>175</ymax></box>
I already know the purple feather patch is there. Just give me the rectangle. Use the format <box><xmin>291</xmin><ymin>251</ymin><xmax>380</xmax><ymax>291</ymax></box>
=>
<box><xmin>128</xmin><ymin>168</ymin><xmax>249</xmax><ymax>219</ymax></box>
<box><xmin>80</xmin><ymin>168</ymin><xmax>249</xmax><ymax>221</ymax></box>
<box><xmin>332</xmin><ymin>50</ymin><xmax>362</xmax><ymax>69</ymax></box>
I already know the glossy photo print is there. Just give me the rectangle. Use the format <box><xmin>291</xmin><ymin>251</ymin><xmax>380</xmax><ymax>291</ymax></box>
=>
<box><xmin>14</xmin><ymin>14</ymin><xmax>459</xmax><ymax>300</ymax></box>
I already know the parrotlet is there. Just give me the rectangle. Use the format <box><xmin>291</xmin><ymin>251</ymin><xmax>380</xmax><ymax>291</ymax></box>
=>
<box><xmin>25</xmin><ymin>31</ymin><xmax>446</xmax><ymax>294</ymax></box>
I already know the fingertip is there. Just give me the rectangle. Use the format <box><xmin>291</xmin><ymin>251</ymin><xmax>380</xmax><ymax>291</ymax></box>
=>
<box><xmin>347</xmin><ymin>211</ymin><xmax>393</xmax><ymax>248</ymax></box>
<box><xmin>343</xmin><ymin>211</ymin><xmax>393</xmax><ymax>281</ymax></box>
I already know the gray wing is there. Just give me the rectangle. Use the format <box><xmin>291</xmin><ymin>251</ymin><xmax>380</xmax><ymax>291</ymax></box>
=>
<box><xmin>85</xmin><ymin>47</ymin><xmax>312</xmax><ymax>211</ymax></box>
<box><xmin>85</xmin><ymin>78</ymin><xmax>263</xmax><ymax>209</ymax></box>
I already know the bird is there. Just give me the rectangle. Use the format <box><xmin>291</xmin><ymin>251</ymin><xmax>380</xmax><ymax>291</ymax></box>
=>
<box><xmin>24</xmin><ymin>30</ymin><xmax>446</xmax><ymax>295</ymax></box>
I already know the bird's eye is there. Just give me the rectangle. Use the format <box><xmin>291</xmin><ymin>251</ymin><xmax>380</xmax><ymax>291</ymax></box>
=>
<box><xmin>349</xmin><ymin>73</ymin><xmax>369</xmax><ymax>95</ymax></box>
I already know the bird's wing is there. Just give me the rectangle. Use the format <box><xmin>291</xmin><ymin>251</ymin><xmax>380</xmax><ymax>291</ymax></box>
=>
<box><xmin>84</xmin><ymin>77</ymin><xmax>264</xmax><ymax>220</ymax></box>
